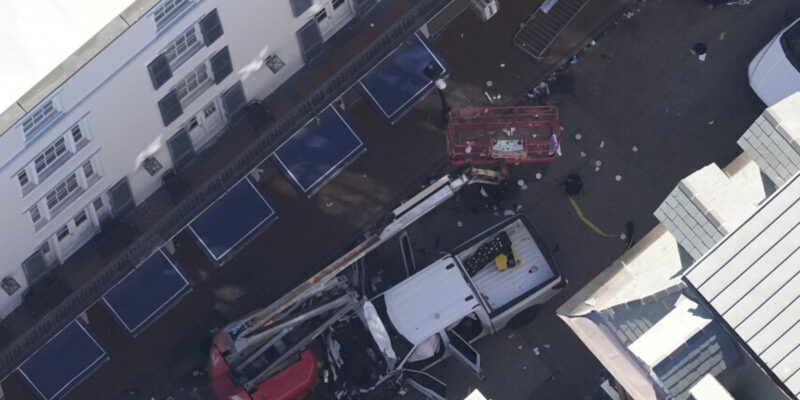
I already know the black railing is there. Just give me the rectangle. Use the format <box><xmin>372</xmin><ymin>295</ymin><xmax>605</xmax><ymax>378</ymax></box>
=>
<box><xmin>0</xmin><ymin>0</ymin><xmax>452</xmax><ymax>379</ymax></box>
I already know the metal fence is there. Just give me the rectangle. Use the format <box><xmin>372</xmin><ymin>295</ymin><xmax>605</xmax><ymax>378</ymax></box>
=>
<box><xmin>0</xmin><ymin>0</ymin><xmax>452</xmax><ymax>379</ymax></box>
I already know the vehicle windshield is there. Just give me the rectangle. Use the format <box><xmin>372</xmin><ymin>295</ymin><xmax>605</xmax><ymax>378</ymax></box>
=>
<box><xmin>781</xmin><ymin>19</ymin><xmax>800</xmax><ymax>72</ymax></box>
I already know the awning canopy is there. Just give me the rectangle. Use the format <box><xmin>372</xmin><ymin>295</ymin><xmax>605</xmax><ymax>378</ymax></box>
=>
<box><xmin>274</xmin><ymin>105</ymin><xmax>366</xmax><ymax>197</ymax></box>
<box><xmin>358</xmin><ymin>31</ymin><xmax>449</xmax><ymax>125</ymax></box>
<box><xmin>17</xmin><ymin>320</ymin><xmax>107</xmax><ymax>400</ymax></box>
<box><xmin>101</xmin><ymin>249</ymin><xmax>191</xmax><ymax>336</ymax></box>
<box><xmin>188</xmin><ymin>176</ymin><xmax>278</xmax><ymax>265</ymax></box>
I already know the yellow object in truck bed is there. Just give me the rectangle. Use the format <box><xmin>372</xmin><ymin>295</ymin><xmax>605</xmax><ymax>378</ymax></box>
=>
<box><xmin>494</xmin><ymin>246</ymin><xmax>520</xmax><ymax>271</ymax></box>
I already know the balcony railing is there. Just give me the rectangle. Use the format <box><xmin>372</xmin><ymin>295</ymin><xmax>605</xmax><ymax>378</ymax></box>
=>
<box><xmin>0</xmin><ymin>0</ymin><xmax>452</xmax><ymax>380</ymax></box>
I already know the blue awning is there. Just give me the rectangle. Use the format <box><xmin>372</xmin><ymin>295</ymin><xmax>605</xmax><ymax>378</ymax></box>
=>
<box><xmin>18</xmin><ymin>320</ymin><xmax>108</xmax><ymax>400</ymax></box>
<box><xmin>274</xmin><ymin>105</ymin><xmax>366</xmax><ymax>197</ymax></box>
<box><xmin>358</xmin><ymin>31</ymin><xmax>449</xmax><ymax>125</ymax></box>
<box><xmin>188</xmin><ymin>176</ymin><xmax>278</xmax><ymax>265</ymax></box>
<box><xmin>101</xmin><ymin>249</ymin><xmax>191</xmax><ymax>336</ymax></box>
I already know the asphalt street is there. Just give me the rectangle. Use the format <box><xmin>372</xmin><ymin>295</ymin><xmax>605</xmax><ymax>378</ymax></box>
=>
<box><xmin>404</xmin><ymin>1</ymin><xmax>798</xmax><ymax>399</ymax></box>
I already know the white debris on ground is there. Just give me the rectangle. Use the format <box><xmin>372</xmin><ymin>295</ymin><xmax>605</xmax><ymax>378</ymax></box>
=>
<box><xmin>615</xmin><ymin>175</ymin><xmax>622</xmax><ymax>181</ymax></box>
<box><xmin>535</xmin><ymin>172</ymin><xmax>542</xmax><ymax>180</ymax></box>
<box><xmin>574</xmin><ymin>133</ymin><xmax>582</xmax><ymax>141</ymax></box>
<box><xmin>632</xmin><ymin>145</ymin><xmax>638</xmax><ymax>152</ymax></box>
<box><xmin>486</xmin><ymin>80</ymin><xmax>493</xmax><ymax>87</ymax></box>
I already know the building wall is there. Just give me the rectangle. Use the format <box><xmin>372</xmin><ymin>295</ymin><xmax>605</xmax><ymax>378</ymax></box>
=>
<box><xmin>0</xmin><ymin>0</ymin><xmax>359</xmax><ymax>317</ymax></box>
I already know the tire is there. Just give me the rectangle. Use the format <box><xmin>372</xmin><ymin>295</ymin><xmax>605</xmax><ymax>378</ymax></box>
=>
<box><xmin>507</xmin><ymin>305</ymin><xmax>540</xmax><ymax>329</ymax></box>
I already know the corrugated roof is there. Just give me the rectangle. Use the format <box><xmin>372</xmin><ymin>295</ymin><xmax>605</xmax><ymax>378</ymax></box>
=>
<box><xmin>384</xmin><ymin>257</ymin><xmax>479</xmax><ymax>345</ymax></box>
<box><xmin>685</xmin><ymin>171</ymin><xmax>800</xmax><ymax>399</ymax></box>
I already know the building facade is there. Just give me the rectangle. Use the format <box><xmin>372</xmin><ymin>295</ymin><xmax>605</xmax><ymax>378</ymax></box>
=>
<box><xmin>0</xmin><ymin>0</ymin><xmax>373</xmax><ymax>318</ymax></box>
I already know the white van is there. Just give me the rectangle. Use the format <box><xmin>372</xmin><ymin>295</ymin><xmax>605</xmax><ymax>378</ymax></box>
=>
<box><xmin>748</xmin><ymin>16</ymin><xmax>800</xmax><ymax>106</ymax></box>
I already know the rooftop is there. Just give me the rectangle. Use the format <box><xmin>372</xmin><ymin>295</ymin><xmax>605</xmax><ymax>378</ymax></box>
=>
<box><xmin>0</xmin><ymin>0</ymin><xmax>155</xmax><ymax>135</ymax></box>
<box><xmin>685</xmin><ymin>170</ymin><xmax>800</xmax><ymax>399</ymax></box>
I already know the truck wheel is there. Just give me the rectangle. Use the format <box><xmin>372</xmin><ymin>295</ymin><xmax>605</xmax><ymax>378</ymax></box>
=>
<box><xmin>507</xmin><ymin>306</ymin><xmax>540</xmax><ymax>329</ymax></box>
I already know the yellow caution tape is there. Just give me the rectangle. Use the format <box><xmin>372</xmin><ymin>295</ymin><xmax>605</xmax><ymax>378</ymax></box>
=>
<box><xmin>568</xmin><ymin>196</ymin><xmax>617</xmax><ymax>238</ymax></box>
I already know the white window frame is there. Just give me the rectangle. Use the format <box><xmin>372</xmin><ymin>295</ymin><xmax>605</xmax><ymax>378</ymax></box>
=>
<box><xmin>33</xmin><ymin>137</ymin><xmax>68</xmax><ymax>175</ymax></box>
<box><xmin>153</xmin><ymin>0</ymin><xmax>194</xmax><ymax>31</ymax></box>
<box><xmin>163</xmin><ymin>25</ymin><xmax>203</xmax><ymax>69</ymax></box>
<box><xmin>46</xmin><ymin>173</ymin><xmax>80</xmax><ymax>212</ymax></box>
<box><xmin>30</xmin><ymin>205</ymin><xmax>42</xmax><ymax>224</ymax></box>
<box><xmin>174</xmin><ymin>61</ymin><xmax>212</xmax><ymax>106</ymax></box>
<box><xmin>17</xmin><ymin>169</ymin><xmax>31</xmax><ymax>189</ymax></box>
<box><xmin>21</xmin><ymin>99</ymin><xmax>62</xmax><ymax>142</ymax></box>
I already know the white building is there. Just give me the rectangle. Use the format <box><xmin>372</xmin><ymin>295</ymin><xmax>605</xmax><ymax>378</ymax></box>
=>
<box><xmin>0</xmin><ymin>0</ymin><xmax>375</xmax><ymax>317</ymax></box>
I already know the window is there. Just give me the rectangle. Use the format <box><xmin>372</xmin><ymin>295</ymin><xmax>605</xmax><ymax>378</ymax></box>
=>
<box><xmin>315</xmin><ymin>9</ymin><xmax>327</xmax><ymax>23</ymax></box>
<box><xmin>74</xmin><ymin>211</ymin><xmax>88</xmax><ymax>227</ymax></box>
<box><xmin>34</xmin><ymin>138</ymin><xmax>68</xmax><ymax>174</ymax></box>
<box><xmin>175</xmin><ymin>62</ymin><xmax>212</xmax><ymax>105</ymax></box>
<box><xmin>30</xmin><ymin>206</ymin><xmax>42</xmax><ymax>224</ymax></box>
<box><xmin>71</xmin><ymin>125</ymin><xmax>85</xmax><ymax>146</ymax></box>
<box><xmin>82</xmin><ymin>160</ymin><xmax>95</xmax><ymax>180</ymax></box>
<box><xmin>46</xmin><ymin>173</ymin><xmax>80</xmax><ymax>211</ymax></box>
<box><xmin>56</xmin><ymin>226</ymin><xmax>70</xmax><ymax>242</ymax></box>
<box><xmin>22</xmin><ymin>100</ymin><xmax>59</xmax><ymax>139</ymax></box>
<box><xmin>41</xmin><ymin>241</ymin><xmax>51</xmax><ymax>254</ymax></box>
<box><xmin>333</xmin><ymin>0</ymin><xmax>346</xmax><ymax>9</ymax></box>
<box><xmin>289</xmin><ymin>0</ymin><xmax>313</xmax><ymax>17</ymax></box>
<box><xmin>163</xmin><ymin>26</ymin><xmax>202</xmax><ymax>68</ymax></box>
<box><xmin>18</xmin><ymin>170</ymin><xmax>30</xmax><ymax>187</ymax></box>
<box><xmin>93</xmin><ymin>197</ymin><xmax>104</xmax><ymax>211</ymax></box>
<box><xmin>153</xmin><ymin>0</ymin><xmax>190</xmax><ymax>29</ymax></box>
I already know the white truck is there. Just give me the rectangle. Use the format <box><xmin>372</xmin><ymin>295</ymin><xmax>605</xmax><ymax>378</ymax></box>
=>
<box><xmin>209</xmin><ymin>169</ymin><xmax>564</xmax><ymax>400</ymax></box>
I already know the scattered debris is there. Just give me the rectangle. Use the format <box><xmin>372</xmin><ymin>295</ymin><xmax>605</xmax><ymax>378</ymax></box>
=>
<box><xmin>526</xmin><ymin>81</ymin><xmax>550</xmax><ymax>99</ymax></box>
<box><xmin>574</xmin><ymin>133</ymin><xmax>582</xmax><ymax>141</ymax></box>
<box><xmin>595</xmin><ymin>160</ymin><xmax>602</xmax><ymax>167</ymax></box>
<box><xmin>632</xmin><ymin>145</ymin><xmax>639</xmax><ymax>152</ymax></box>
<box><xmin>719</xmin><ymin>31</ymin><xmax>727</xmax><ymax>40</ymax></box>
<box><xmin>500</xmin><ymin>63</ymin><xmax>506</xmax><ymax>68</ymax></box>
<box><xmin>569</xmin><ymin>57</ymin><xmax>579</xmax><ymax>65</ymax></box>
<box><xmin>620</xmin><ymin>232</ymin><xmax>627</xmax><ymax>241</ymax></box>
<box><xmin>508</xmin><ymin>333</ymin><xmax>515</xmax><ymax>339</ymax></box>
<box><xmin>460</xmin><ymin>33</ymin><xmax>464</xmax><ymax>38</ymax></box>
<box><xmin>457</xmin><ymin>221</ymin><xmax>464</xmax><ymax>228</ymax></box>
<box><xmin>326</xmin><ymin>202</ymin><xmax>335</xmax><ymax>207</ymax></box>
<box><xmin>691</xmin><ymin>42</ymin><xmax>708</xmax><ymax>61</ymax></box>
<box><xmin>708</xmin><ymin>120</ymin><xmax>715</xmax><ymax>125</ymax></box>
<box><xmin>599</xmin><ymin>140</ymin><xmax>605</xmax><ymax>149</ymax></box>
<box><xmin>535</xmin><ymin>172</ymin><xmax>543</xmax><ymax>180</ymax></box>
<box><xmin>533</xmin><ymin>347</ymin><xmax>541</xmax><ymax>355</ymax></box>
<box><xmin>543</xmin><ymin>344</ymin><xmax>551</xmax><ymax>349</ymax></box>
<box><xmin>517</xmin><ymin>179</ymin><xmax>526</xmax><ymax>187</ymax></box>
<box><xmin>484</xmin><ymin>91</ymin><xmax>495</xmax><ymax>104</ymax></box>
<box><xmin>518</xmin><ymin>345</ymin><xmax>523</xmax><ymax>350</ymax></box>
<box><xmin>615</xmin><ymin>175</ymin><xmax>622</xmax><ymax>181</ymax></box>
<box><xmin>486</xmin><ymin>80</ymin><xmax>494</xmax><ymax>87</ymax></box>
<box><xmin>369</xmin><ymin>22</ymin><xmax>375</xmax><ymax>28</ymax></box>
<box><xmin>504</xmin><ymin>209</ymin><xmax>515</xmax><ymax>217</ymax></box>
<box><xmin>521</xmin><ymin>184</ymin><xmax>528</xmax><ymax>190</ymax></box>
<box><xmin>590</xmin><ymin>40</ymin><xmax>597</xmax><ymax>46</ymax></box>
<box><xmin>522</xmin><ymin>365</ymin><xmax>528</xmax><ymax>370</ymax></box>
<box><xmin>595</xmin><ymin>167</ymin><xmax>600</xmax><ymax>172</ymax></box>
<box><xmin>580</xmin><ymin>151</ymin><xmax>587</xmax><ymax>158</ymax></box>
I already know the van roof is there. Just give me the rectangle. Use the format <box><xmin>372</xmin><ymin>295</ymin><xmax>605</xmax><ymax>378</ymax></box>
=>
<box><xmin>383</xmin><ymin>257</ymin><xmax>479</xmax><ymax>345</ymax></box>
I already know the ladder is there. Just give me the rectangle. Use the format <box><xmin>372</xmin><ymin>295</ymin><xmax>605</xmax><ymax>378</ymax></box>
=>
<box><xmin>514</xmin><ymin>0</ymin><xmax>590</xmax><ymax>59</ymax></box>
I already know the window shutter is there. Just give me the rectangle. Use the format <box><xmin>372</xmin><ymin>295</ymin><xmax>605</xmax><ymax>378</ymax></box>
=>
<box><xmin>199</xmin><ymin>9</ymin><xmax>224</xmax><ymax>46</ymax></box>
<box><xmin>222</xmin><ymin>81</ymin><xmax>247</xmax><ymax>116</ymax></box>
<box><xmin>211</xmin><ymin>47</ymin><xmax>233</xmax><ymax>84</ymax></box>
<box><xmin>109</xmin><ymin>178</ymin><xmax>135</xmax><ymax>218</ymax></box>
<box><xmin>21</xmin><ymin>250</ymin><xmax>48</xmax><ymax>285</ymax></box>
<box><xmin>296</xmin><ymin>21</ymin><xmax>323</xmax><ymax>63</ymax></box>
<box><xmin>167</xmin><ymin>128</ymin><xmax>195</xmax><ymax>169</ymax></box>
<box><xmin>158</xmin><ymin>90</ymin><xmax>183</xmax><ymax>126</ymax></box>
<box><xmin>147</xmin><ymin>54</ymin><xmax>172</xmax><ymax>89</ymax></box>
<box><xmin>289</xmin><ymin>0</ymin><xmax>313</xmax><ymax>17</ymax></box>
<box><xmin>352</xmin><ymin>0</ymin><xmax>377</xmax><ymax>16</ymax></box>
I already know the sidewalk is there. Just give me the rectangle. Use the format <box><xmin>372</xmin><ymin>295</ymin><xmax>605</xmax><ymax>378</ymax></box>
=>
<box><xmin>1</xmin><ymin>0</ymin><xmax>640</xmax><ymax>397</ymax></box>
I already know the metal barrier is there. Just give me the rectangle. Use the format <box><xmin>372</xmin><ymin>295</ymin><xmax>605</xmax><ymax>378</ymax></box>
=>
<box><xmin>0</xmin><ymin>0</ymin><xmax>452</xmax><ymax>379</ymax></box>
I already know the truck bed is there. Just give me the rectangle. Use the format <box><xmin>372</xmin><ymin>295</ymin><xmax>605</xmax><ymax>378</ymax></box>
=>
<box><xmin>454</xmin><ymin>216</ymin><xmax>558</xmax><ymax>315</ymax></box>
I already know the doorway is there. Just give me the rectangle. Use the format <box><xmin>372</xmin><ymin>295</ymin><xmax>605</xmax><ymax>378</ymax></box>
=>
<box><xmin>187</xmin><ymin>98</ymin><xmax>226</xmax><ymax>150</ymax></box>
<box><xmin>54</xmin><ymin>208</ymin><xmax>98</xmax><ymax>262</ymax></box>
<box><xmin>315</xmin><ymin>0</ymin><xmax>354</xmax><ymax>40</ymax></box>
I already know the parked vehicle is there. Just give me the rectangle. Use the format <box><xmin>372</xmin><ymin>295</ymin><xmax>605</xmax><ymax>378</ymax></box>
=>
<box><xmin>748</xmin><ymin>15</ymin><xmax>800</xmax><ymax>105</ymax></box>
<box><xmin>208</xmin><ymin>169</ymin><xmax>564</xmax><ymax>400</ymax></box>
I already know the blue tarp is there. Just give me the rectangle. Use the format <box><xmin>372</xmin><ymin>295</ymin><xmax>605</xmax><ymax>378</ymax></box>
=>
<box><xmin>274</xmin><ymin>105</ymin><xmax>366</xmax><ymax>197</ymax></box>
<box><xmin>18</xmin><ymin>320</ymin><xmax>107</xmax><ymax>400</ymax></box>
<box><xmin>101</xmin><ymin>249</ymin><xmax>191</xmax><ymax>336</ymax></box>
<box><xmin>358</xmin><ymin>31</ymin><xmax>449</xmax><ymax>124</ymax></box>
<box><xmin>188</xmin><ymin>176</ymin><xmax>277</xmax><ymax>265</ymax></box>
